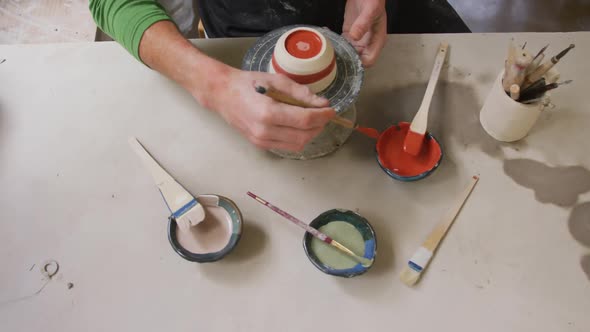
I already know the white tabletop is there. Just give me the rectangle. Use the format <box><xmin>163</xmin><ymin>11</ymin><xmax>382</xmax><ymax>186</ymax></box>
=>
<box><xmin>1</xmin><ymin>32</ymin><xmax>589</xmax><ymax>332</ymax></box>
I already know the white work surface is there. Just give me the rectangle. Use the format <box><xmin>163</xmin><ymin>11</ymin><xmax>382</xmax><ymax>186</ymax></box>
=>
<box><xmin>1</xmin><ymin>33</ymin><xmax>590</xmax><ymax>331</ymax></box>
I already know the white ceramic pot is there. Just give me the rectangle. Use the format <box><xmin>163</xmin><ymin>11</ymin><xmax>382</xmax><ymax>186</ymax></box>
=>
<box><xmin>480</xmin><ymin>71</ymin><xmax>547</xmax><ymax>142</ymax></box>
<box><xmin>269</xmin><ymin>27</ymin><xmax>337</xmax><ymax>93</ymax></box>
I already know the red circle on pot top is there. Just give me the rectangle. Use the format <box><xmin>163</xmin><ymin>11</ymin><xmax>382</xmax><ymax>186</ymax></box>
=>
<box><xmin>376</xmin><ymin>122</ymin><xmax>442</xmax><ymax>177</ymax></box>
<box><xmin>285</xmin><ymin>30</ymin><xmax>323</xmax><ymax>59</ymax></box>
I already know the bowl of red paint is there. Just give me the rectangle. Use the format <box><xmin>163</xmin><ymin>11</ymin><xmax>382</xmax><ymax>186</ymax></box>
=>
<box><xmin>270</xmin><ymin>27</ymin><xmax>337</xmax><ymax>93</ymax></box>
<box><xmin>376</xmin><ymin>122</ymin><xmax>443</xmax><ymax>181</ymax></box>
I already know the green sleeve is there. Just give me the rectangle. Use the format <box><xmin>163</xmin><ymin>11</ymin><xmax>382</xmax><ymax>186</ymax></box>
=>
<box><xmin>89</xmin><ymin>0</ymin><xmax>173</xmax><ymax>63</ymax></box>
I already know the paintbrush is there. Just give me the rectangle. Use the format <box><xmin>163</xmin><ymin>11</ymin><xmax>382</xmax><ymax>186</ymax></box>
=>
<box><xmin>400</xmin><ymin>176</ymin><xmax>479</xmax><ymax>287</ymax></box>
<box><xmin>519</xmin><ymin>80</ymin><xmax>573</xmax><ymax>102</ymax></box>
<box><xmin>521</xmin><ymin>96</ymin><xmax>549</xmax><ymax>105</ymax></box>
<box><xmin>533</xmin><ymin>44</ymin><xmax>549</xmax><ymax>60</ymax></box>
<box><xmin>503</xmin><ymin>50</ymin><xmax>533</xmax><ymax>92</ymax></box>
<box><xmin>525</xmin><ymin>44</ymin><xmax>575</xmax><ymax>87</ymax></box>
<box><xmin>129</xmin><ymin>137</ymin><xmax>205</xmax><ymax>231</ymax></box>
<box><xmin>520</xmin><ymin>77</ymin><xmax>546</xmax><ymax>96</ymax></box>
<box><xmin>525</xmin><ymin>44</ymin><xmax>549</xmax><ymax>75</ymax></box>
<box><xmin>254</xmin><ymin>85</ymin><xmax>380</xmax><ymax>139</ymax></box>
<box><xmin>507</xmin><ymin>40</ymin><xmax>517</xmax><ymax>67</ymax></box>
<box><xmin>247</xmin><ymin>192</ymin><xmax>373</xmax><ymax>267</ymax></box>
<box><xmin>403</xmin><ymin>42</ymin><xmax>448</xmax><ymax>156</ymax></box>
<box><xmin>509</xmin><ymin>84</ymin><xmax>520</xmax><ymax>101</ymax></box>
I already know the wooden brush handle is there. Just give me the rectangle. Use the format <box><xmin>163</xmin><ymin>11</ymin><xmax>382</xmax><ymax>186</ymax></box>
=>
<box><xmin>410</xmin><ymin>42</ymin><xmax>448</xmax><ymax>133</ymax></box>
<box><xmin>256</xmin><ymin>86</ymin><xmax>355</xmax><ymax>129</ymax></box>
<box><xmin>526</xmin><ymin>53</ymin><xmax>544</xmax><ymax>75</ymax></box>
<box><xmin>262</xmin><ymin>87</ymin><xmax>309</xmax><ymax>108</ymax></box>
<box><xmin>330</xmin><ymin>116</ymin><xmax>355</xmax><ymax>128</ymax></box>
<box><xmin>128</xmin><ymin>137</ymin><xmax>194</xmax><ymax>213</ymax></box>
<box><xmin>510</xmin><ymin>84</ymin><xmax>520</xmax><ymax>100</ymax></box>
<box><xmin>420</xmin><ymin>42</ymin><xmax>448</xmax><ymax>110</ymax></box>
<box><xmin>422</xmin><ymin>176</ymin><xmax>479</xmax><ymax>251</ymax></box>
<box><xmin>128</xmin><ymin>137</ymin><xmax>176</xmax><ymax>186</ymax></box>
<box><xmin>525</xmin><ymin>60</ymin><xmax>555</xmax><ymax>87</ymax></box>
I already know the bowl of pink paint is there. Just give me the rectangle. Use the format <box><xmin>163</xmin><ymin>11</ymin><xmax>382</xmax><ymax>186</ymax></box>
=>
<box><xmin>168</xmin><ymin>194</ymin><xmax>243</xmax><ymax>263</ymax></box>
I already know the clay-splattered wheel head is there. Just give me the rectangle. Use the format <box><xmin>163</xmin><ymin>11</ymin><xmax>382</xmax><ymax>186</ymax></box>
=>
<box><xmin>242</xmin><ymin>25</ymin><xmax>364</xmax><ymax>114</ymax></box>
<box><xmin>270</xmin><ymin>27</ymin><xmax>337</xmax><ymax>93</ymax></box>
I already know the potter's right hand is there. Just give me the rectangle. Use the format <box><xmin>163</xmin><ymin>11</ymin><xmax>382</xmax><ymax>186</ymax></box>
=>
<box><xmin>202</xmin><ymin>68</ymin><xmax>335</xmax><ymax>152</ymax></box>
<box><xmin>137</xmin><ymin>21</ymin><xmax>334</xmax><ymax>152</ymax></box>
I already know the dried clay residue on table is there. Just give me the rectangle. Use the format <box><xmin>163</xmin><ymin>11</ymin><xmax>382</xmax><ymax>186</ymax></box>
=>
<box><xmin>568</xmin><ymin>202</ymin><xmax>590</xmax><ymax>248</ymax></box>
<box><xmin>503</xmin><ymin>159</ymin><xmax>590</xmax><ymax>207</ymax></box>
<box><xmin>581</xmin><ymin>255</ymin><xmax>590</xmax><ymax>281</ymax></box>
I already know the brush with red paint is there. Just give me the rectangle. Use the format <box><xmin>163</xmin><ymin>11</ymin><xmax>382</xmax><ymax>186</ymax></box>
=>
<box><xmin>403</xmin><ymin>42</ymin><xmax>448</xmax><ymax>156</ymax></box>
<box><xmin>255</xmin><ymin>85</ymin><xmax>380</xmax><ymax>139</ymax></box>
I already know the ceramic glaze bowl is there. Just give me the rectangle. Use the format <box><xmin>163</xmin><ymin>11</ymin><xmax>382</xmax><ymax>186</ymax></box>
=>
<box><xmin>168</xmin><ymin>195</ymin><xmax>243</xmax><ymax>263</ymax></box>
<box><xmin>303</xmin><ymin>209</ymin><xmax>376</xmax><ymax>278</ymax></box>
<box><xmin>376</xmin><ymin>122</ymin><xmax>443</xmax><ymax>182</ymax></box>
<box><xmin>269</xmin><ymin>27</ymin><xmax>337</xmax><ymax>93</ymax></box>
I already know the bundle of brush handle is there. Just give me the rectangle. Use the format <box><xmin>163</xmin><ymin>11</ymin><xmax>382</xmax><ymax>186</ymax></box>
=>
<box><xmin>503</xmin><ymin>42</ymin><xmax>574</xmax><ymax>104</ymax></box>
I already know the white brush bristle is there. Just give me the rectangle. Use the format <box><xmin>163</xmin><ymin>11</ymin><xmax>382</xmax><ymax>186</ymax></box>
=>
<box><xmin>176</xmin><ymin>205</ymin><xmax>206</xmax><ymax>231</ymax></box>
<box><xmin>400</xmin><ymin>265</ymin><xmax>421</xmax><ymax>287</ymax></box>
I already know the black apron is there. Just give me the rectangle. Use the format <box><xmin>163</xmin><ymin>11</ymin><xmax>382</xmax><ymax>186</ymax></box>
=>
<box><xmin>197</xmin><ymin>0</ymin><xmax>470</xmax><ymax>38</ymax></box>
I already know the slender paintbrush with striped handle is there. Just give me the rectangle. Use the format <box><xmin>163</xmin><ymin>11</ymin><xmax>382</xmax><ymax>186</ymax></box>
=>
<box><xmin>247</xmin><ymin>192</ymin><xmax>373</xmax><ymax>267</ymax></box>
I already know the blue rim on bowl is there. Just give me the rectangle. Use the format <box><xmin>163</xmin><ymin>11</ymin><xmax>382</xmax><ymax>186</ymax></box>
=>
<box><xmin>168</xmin><ymin>195</ymin><xmax>243</xmax><ymax>263</ymax></box>
<box><xmin>303</xmin><ymin>209</ymin><xmax>377</xmax><ymax>278</ymax></box>
<box><xmin>375</xmin><ymin>132</ymin><xmax>444</xmax><ymax>182</ymax></box>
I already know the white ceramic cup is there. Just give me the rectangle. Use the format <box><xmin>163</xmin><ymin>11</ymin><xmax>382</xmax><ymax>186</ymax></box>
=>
<box><xmin>479</xmin><ymin>71</ymin><xmax>548</xmax><ymax>142</ymax></box>
<box><xmin>269</xmin><ymin>27</ymin><xmax>337</xmax><ymax>93</ymax></box>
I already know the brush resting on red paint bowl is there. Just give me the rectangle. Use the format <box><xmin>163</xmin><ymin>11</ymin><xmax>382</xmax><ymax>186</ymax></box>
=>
<box><xmin>376</xmin><ymin>122</ymin><xmax>442</xmax><ymax>180</ymax></box>
<box><xmin>402</xmin><ymin>42</ymin><xmax>449</xmax><ymax>156</ymax></box>
<box><xmin>403</xmin><ymin>130</ymin><xmax>426</xmax><ymax>155</ymax></box>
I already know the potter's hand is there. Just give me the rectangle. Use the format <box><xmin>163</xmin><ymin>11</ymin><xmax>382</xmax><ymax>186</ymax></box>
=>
<box><xmin>342</xmin><ymin>0</ymin><xmax>387</xmax><ymax>67</ymax></box>
<box><xmin>206</xmin><ymin>68</ymin><xmax>335</xmax><ymax>152</ymax></box>
<box><xmin>137</xmin><ymin>21</ymin><xmax>333</xmax><ymax>152</ymax></box>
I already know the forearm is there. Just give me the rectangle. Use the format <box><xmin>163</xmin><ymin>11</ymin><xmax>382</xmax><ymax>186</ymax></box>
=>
<box><xmin>89</xmin><ymin>0</ymin><xmax>229</xmax><ymax>108</ymax></box>
<box><xmin>92</xmin><ymin>0</ymin><xmax>334</xmax><ymax>152</ymax></box>
<box><xmin>139</xmin><ymin>21</ymin><xmax>232</xmax><ymax>109</ymax></box>
<box><xmin>89</xmin><ymin>0</ymin><xmax>171</xmax><ymax>62</ymax></box>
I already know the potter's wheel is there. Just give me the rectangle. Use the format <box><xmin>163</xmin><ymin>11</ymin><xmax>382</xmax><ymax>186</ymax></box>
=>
<box><xmin>242</xmin><ymin>25</ymin><xmax>364</xmax><ymax>114</ymax></box>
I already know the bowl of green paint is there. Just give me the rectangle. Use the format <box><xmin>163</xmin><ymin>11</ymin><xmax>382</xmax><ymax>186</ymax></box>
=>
<box><xmin>303</xmin><ymin>209</ymin><xmax>377</xmax><ymax>278</ymax></box>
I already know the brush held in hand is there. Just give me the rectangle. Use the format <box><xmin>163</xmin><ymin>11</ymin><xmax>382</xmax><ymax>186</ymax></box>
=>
<box><xmin>255</xmin><ymin>85</ymin><xmax>380</xmax><ymax>139</ymax></box>
<box><xmin>400</xmin><ymin>175</ymin><xmax>479</xmax><ymax>287</ymax></box>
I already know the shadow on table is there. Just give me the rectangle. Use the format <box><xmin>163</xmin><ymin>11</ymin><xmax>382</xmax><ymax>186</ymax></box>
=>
<box><xmin>0</xmin><ymin>101</ymin><xmax>6</xmax><ymax>158</ymax></box>
<box><xmin>198</xmin><ymin>221</ymin><xmax>269</xmax><ymax>283</ymax></box>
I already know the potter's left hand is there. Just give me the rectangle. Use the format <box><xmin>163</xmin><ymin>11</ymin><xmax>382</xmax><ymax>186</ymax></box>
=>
<box><xmin>342</xmin><ymin>0</ymin><xmax>387</xmax><ymax>67</ymax></box>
